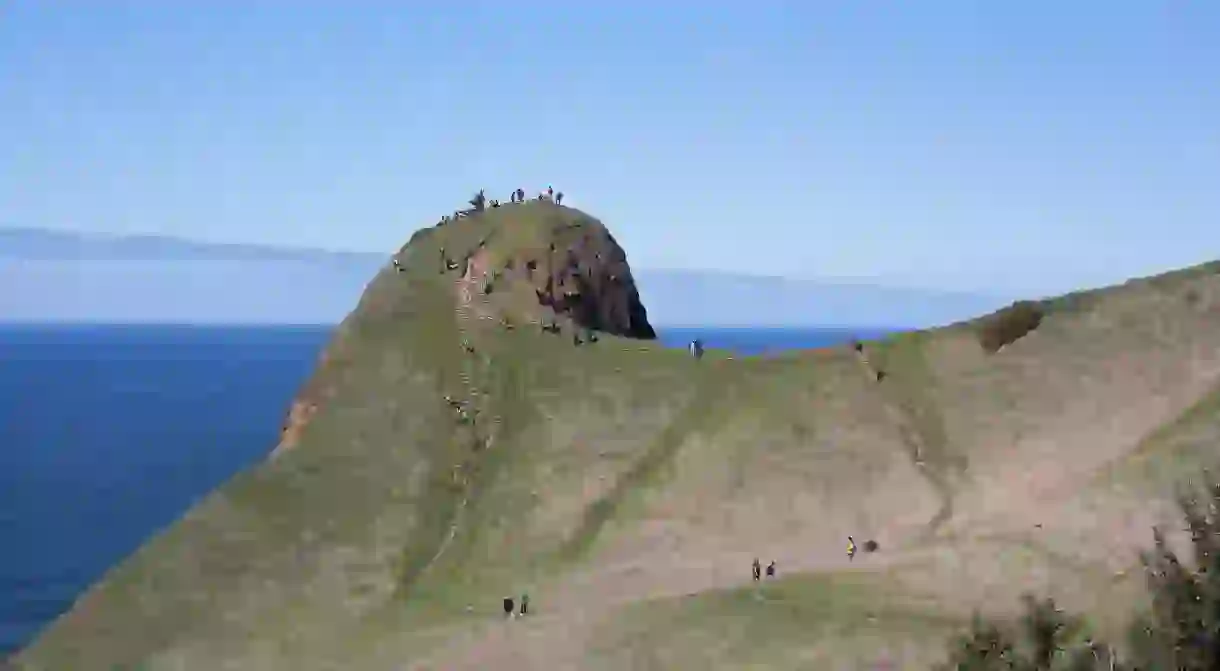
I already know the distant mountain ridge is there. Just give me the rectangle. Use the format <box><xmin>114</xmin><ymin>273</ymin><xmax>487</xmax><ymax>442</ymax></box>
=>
<box><xmin>0</xmin><ymin>227</ymin><xmax>379</xmax><ymax>264</ymax></box>
<box><xmin>0</xmin><ymin>227</ymin><xmax>1013</xmax><ymax>326</ymax></box>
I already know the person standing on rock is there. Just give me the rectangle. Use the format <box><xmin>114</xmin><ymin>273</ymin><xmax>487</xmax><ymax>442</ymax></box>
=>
<box><xmin>546</xmin><ymin>185</ymin><xmax>554</xmax><ymax>200</ymax></box>
<box><xmin>556</xmin><ymin>192</ymin><xmax>564</xmax><ymax>206</ymax></box>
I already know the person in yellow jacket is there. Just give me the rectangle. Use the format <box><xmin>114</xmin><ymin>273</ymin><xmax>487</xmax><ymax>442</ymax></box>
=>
<box><xmin>847</xmin><ymin>536</ymin><xmax>857</xmax><ymax>562</ymax></box>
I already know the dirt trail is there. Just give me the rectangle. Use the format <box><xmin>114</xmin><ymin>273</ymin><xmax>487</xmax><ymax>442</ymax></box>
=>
<box><xmin>852</xmin><ymin>346</ymin><xmax>955</xmax><ymax>539</ymax></box>
<box><xmin>414</xmin><ymin>255</ymin><xmax>498</xmax><ymax>582</ymax></box>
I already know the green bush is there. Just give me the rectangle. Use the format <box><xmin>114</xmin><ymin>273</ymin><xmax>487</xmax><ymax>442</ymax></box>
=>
<box><xmin>978</xmin><ymin>301</ymin><xmax>1044</xmax><ymax>354</ymax></box>
<box><xmin>1125</xmin><ymin>479</ymin><xmax>1220</xmax><ymax>670</ymax></box>
<box><xmin>938</xmin><ymin>595</ymin><xmax>1116</xmax><ymax>670</ymax></box>
<box><xmin>941</xmin><ymin>469</ymin><xmax>1220</xmax><ymax>669</ymax></box>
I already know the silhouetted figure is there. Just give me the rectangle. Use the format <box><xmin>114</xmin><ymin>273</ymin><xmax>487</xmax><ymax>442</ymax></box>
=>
<box><xmin>689</xmin><ymin>339</ymin><xmax>705</xmax><ymax>360</ymax></box>
<box><xmin>516</xmin><ymin>188</ymin><xmax>525</xmax><ymax>202</ymax></box>
<box><xmin>503</xmin><ymin>597</ymin><xmax>514</xmax><ymax>617</ymax></box>
<box><xmin>520</xmin><ymin>593</ymin><xmax>530</xmax><ymax>616</ymax></box>
<box><xmin>766</xmin><ymin>561</ymin><xmax>776</xmax><ymax>578</ymax></box>
<box><xmin>547</xmin><ymin>185</ymin><xmax>554</xmax><ymax>200</ymax></box>
<box><xmin>556</xmin><ymin>192</ymin><xmax>564</xmax><ymax>205</ymax></box>
<box><xmin>752</xmin><ymin>558</ymin><xmax>761</xmax><ymax>582</ymax></box>
<box><xmin>491</xmin><ymin>199</ymin><xmax>501</xmax><ymax>208</ymax></box>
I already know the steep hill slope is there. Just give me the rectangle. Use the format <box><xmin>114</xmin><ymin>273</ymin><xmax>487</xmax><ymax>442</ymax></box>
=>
<box><xmin>14</xmin><ymin>202</ymin><xmax>1220</xmax><ymax>670</ymax></box>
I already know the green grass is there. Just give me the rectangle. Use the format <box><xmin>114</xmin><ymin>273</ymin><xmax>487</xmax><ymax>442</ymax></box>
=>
<box><xmin>1094</xmin><ymin>378</ymin><xmax>1220</xmax><ymax>494</ymax></box>
<box><xmin>557</xmin><ymin>359</ymin><xmax>746</xmax><ymax>562</ymax></box>
<box><xmin>589</xmin><ymin>572</ymin><xmax>966</xmax><ymax>670</ymax></box>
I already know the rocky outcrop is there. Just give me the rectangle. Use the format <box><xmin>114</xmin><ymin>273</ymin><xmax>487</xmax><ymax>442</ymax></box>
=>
<box><xmin>517</xmin><ymin>218</ymin><xmax>656</xmax><ymax>339</ymax></box>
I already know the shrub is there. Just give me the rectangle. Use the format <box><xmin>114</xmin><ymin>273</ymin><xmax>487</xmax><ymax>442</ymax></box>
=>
<box><xmin>940</xmin><ymin>468</ymin><xmax>1220</xmax><ymax>670</ymax></box>
<box><xmin>1125</xmin><ymin>479</ymin><xmax>1220</xmax><ymax>670</ymax></box>
<box><xmin>469</xmin><ymin>189</ymin><xmax>487</xmax><ymax>212</ymax></box>
<box><xmin>978</xmin><ymin>301</ymin><xmax>1044</xmax><ymax>353</ymax></box>
<box><xmin>938</xmin><ymin>595</ymin><xmax>1118</xmax><ymax>670</ymax></box>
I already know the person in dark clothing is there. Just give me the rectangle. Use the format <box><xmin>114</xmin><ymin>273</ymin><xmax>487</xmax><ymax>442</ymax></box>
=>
<box><xmin>520</xmin><ymin>593</ymin><xmax>530</xmax><ymax>616</ymax></box>
<box><xmin>556</xmin><ymin>192</ymin><xmax>564</xmax><ymax>205</ymax></box>
<box><xmin>516</xmin><ymin>188</ymin><xmax>525</xmax><ymax>203</ymax></box>
<box><xmin>752</xmin><ymin>558</ymin><xmax>761</xmax><ymax>582</ymax></box>
<box><xmin>689</xmin><ymin>339</ymin><xmax>705</xmax><ymax>360</ymax></box>
<box><xmin>766</xmin><ymin>561</ymin><xmax>776</xmax><ymax>578</ymax></box>
<box><xmin>503</xmin><ymin>597</ymin><xmax>515</xmax><ymax>617</ymax></box>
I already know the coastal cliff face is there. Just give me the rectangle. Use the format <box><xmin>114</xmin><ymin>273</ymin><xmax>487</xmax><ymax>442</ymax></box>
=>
<box><xmin>17</xmin><ymin>198</ymin><xmax>1220</xmax><ymax>671</ymax></box>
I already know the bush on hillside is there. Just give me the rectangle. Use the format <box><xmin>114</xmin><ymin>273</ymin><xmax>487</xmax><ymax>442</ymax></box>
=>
<box><xmin>469</xmin><ymin>189</ymin><xmax>487</xmax><ymax>212</ymax></box>
<box><xmin>940</xmin><ymin>469</ymin><xmax>1220</xmax><ymax>669</ymax></box>
<box><xmin>977</xmin><ymin>301</ymin><xmax>1045</xmax><ymax>354</ymax></box>
<box><xmin>1125</xmin><ymin>478</ymin><xmax>1220</xmax><ymax>670</ymax></box>
<box><xmin>938</xmin><ymin>595</ymin><xmax>1117</xmax><ymax>670</ymax></box>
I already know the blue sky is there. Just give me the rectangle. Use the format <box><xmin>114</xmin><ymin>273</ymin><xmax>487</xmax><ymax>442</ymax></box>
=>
<box><xmin>2</xmin><ymin>1</ymin><xmax>1218</xmax><ymax>295</ymax></box>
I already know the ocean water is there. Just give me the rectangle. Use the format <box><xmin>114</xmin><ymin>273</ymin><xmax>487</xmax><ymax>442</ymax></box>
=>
<box><xmin>0</xmin><ymin>323</ymin><xmax>893</xmax><ymax>656</ymax></box>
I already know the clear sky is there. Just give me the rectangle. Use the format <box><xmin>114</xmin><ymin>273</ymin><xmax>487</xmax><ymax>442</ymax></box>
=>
<box><xmin>2</xmin><ymin>1</ymin><xmax>1217</xmax><ymax>295</ymax></box>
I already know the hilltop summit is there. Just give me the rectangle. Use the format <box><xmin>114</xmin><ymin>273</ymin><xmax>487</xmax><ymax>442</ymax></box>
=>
<box><xmin>14</xmin><ymin>199</ymin><xmax>1220</xmax><ymax>670</ymax></box>
<box><xmin>275</xmin><ymin>200</ymin><xmax>655</xmax><ymax>457</ymax></box>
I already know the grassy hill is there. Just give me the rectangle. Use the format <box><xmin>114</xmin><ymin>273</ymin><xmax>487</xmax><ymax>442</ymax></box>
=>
<box><xmin>14</xmin><ymin>202</ymin><xmax>1220</xmax><ymax>670</ymax></box>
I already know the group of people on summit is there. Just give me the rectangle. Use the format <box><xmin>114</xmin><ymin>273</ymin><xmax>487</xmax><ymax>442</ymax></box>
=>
<box><xmin>434</xmin><ymin>185</ymin><xmax>565</xmax><ymax>226</ymax></box>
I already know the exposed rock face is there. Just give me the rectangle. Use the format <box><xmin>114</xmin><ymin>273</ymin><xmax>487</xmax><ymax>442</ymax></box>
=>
<box><xmin>523</xmin><ymin>223</ymin><xmax>656</xmax><ymax>339</ymax></box>
<box><xmin>271</xmin><ymin>204</ymin><xmax>654</xmax><ymax>459</ymax></box>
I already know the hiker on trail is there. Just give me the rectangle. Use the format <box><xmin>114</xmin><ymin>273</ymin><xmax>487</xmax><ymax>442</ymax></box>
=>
<box><xmin>520</xmin><ymin>593</ymin><xmax>530</xmax><ymax>616</ymax></box>
<box><xmin>547</xmin><ymin>185</ymin><xmax>554</xmax><ymax>200</ymax></box>
<box><xmin>689</xmin><ymin>339</ymin><xmax>705</xmax><ymax>360</ymax></box>
<box><xmin>503</xmin><ymin>597</ymin><xmax>515</xmax><ymax>617</ymax></box>
<box><xmin>752</xmin><ymin>558</ymin><xmax>761</xmax><ymax>582</ymax></box>
<box><xmin>517</xmin><ymin>188</ymin><xmax>525</xmax><ymax>202</ymax></box>
<box><xmin>766</xmin><ymin>561</ymin><xmax>776</xmax><ymax>578</ymax></box>
<box><xmin>556</xmin><ymin>192</ymin><xmax>564</xmax><ymax>205</ymax></box>
<box><xmin>847</xmin><ymin>536</ymin><xmax>857</xmax><ymax>562</ymax></box>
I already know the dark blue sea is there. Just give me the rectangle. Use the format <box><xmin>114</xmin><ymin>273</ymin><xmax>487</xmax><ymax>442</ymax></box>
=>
<box><xmin>0</xmin><ymin>323</ymin><xmax>893</xmax><ymax>656</ymax></box>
